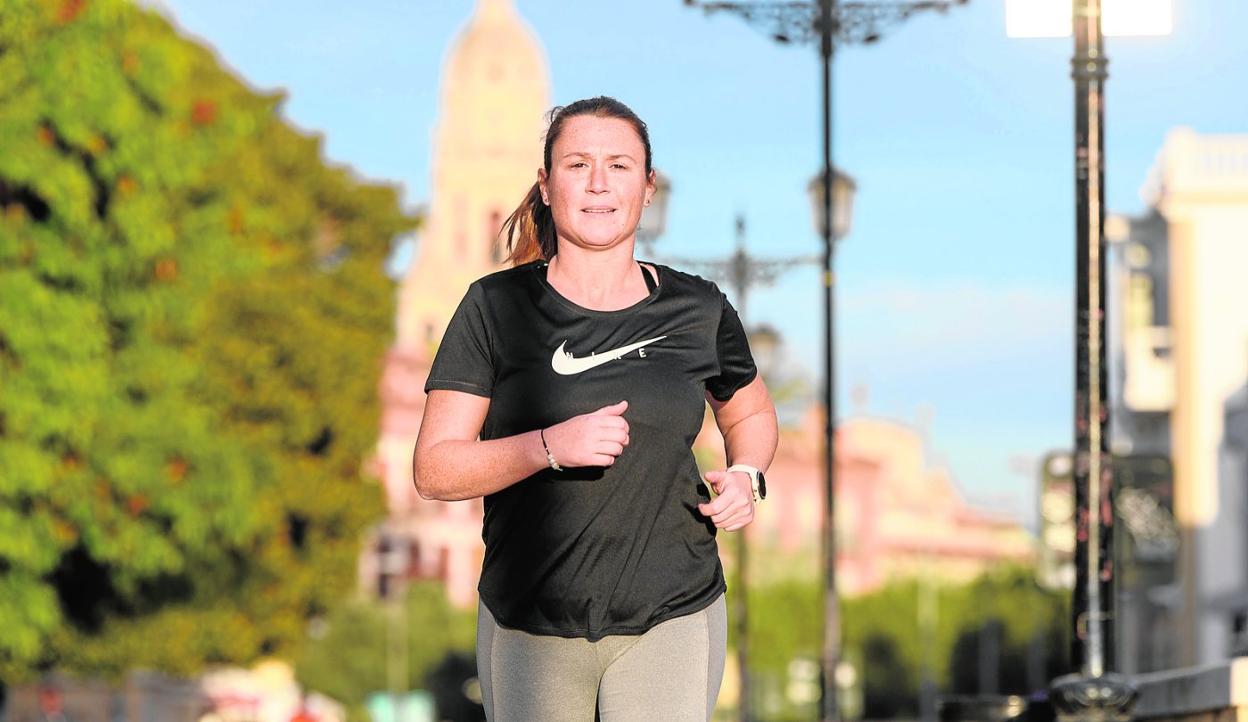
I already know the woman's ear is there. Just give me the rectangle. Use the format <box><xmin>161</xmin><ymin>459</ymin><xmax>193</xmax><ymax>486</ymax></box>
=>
<box><xmin>537</xmin><ymin>167</ymin><xmax>550</xmax><ymax>205</ymax></box>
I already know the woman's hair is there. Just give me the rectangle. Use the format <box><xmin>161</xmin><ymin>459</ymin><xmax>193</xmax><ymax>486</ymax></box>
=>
<box><xmin>502</xmin><ymin>96</ymin><xmax>652</xmax><ymax>266</ymax></box>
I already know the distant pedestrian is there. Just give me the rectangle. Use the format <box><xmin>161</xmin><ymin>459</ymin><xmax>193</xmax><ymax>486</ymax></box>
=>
<box><xmin>33</xmin><ymin>684</ymin><xmax>74</xmax><ymax>722</ymax></box>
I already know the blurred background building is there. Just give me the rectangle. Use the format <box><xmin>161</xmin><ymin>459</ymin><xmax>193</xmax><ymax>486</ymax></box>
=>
<box><xmin>738</xmin><ymin>407</ymin><xmax>1033</xmax><ymax>594</ymax></box>
<box><xmin>1065</xmin><ymin>127</ymin><xmax>1248</xmax><ymax>673</ymax></box>
<box><xmin>364</xmin><ymin>0</ymin><xmax>549</xmax><ymax>608</ymax></box>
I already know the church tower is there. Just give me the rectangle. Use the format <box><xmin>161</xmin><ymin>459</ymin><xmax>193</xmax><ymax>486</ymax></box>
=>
<box><xmin>371</xmin><ymin>0</ymin><xmax>550</xmax><ymax>606</ymax></box>
<box><xmin>397</xmin><ymin>0</ymin><xmax>550</xmax><ymax>352</ymax></box>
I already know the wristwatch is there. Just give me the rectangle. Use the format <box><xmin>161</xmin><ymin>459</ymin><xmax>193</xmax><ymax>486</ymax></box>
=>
<box><xmin>726</xmin><ymin>464</ymin><xmax>767</xmax><ymax>502</ymax></box>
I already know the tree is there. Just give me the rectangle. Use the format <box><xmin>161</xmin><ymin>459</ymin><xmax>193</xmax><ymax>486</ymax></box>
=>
<box><xmin>945</xmin><ymin>567</ymin><xmax>1069</xmax><ymax>697</ymax></box>
<box><xmin>861</xmin><ymin>634</ymin><xmax>912</xmax><ymax>719</ymax></box>
<box><xmin>294</xmin><ymin>582</ymin><xmax>477</xmax><ymax>722</ymax></box>
<box><xmin>840</xmin><ymin>565</ymin><xmax>1068</xmax><ymax>716</ymax></box>
<box><xmin>0</xmin><ymin>0</ymin><xmax>415</xmax><ymax>679</ymax></box>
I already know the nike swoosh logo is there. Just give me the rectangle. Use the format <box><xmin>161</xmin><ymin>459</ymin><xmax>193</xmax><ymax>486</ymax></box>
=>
<box><xmin>551</xmin><ymin>336</ymin><xmax>667</xmax><ymax>375</ymax></box>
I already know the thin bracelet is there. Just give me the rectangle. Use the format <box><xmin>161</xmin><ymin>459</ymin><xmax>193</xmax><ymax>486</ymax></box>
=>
<box><xmin>539</xmin><ymin>428</ymin><xmax>562</xmax><ymax>471</ymax></box>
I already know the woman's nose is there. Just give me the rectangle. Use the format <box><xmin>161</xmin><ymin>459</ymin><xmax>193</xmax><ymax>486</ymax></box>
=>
<box><xmin>587</xmin><ymin>163</ymin><xmax>609</xmax><ymax>192</ymax></box>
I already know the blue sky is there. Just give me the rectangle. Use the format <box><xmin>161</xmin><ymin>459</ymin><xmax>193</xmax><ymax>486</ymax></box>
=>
<box><xmin>153</xmin><ymin>0</ymin><xmax>1248</xmax><ymax>523</ymax></box>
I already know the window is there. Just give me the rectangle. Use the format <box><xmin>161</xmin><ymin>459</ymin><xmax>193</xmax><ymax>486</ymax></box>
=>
<box><xmin>489</xmin><ymin>209</ymin><xmax>505</xmax><ymax>264</ymax></box>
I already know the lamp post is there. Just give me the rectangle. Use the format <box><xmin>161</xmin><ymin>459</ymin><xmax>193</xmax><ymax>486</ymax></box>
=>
<box><xmin>808</xmin><ymin>162</ymin><xmax>855</xmax><ymax>722</ymax></box>
<box><xmin>651</xmin><ymin>213</ymin><xmax>827</xmax><ymax>721</ymax></box>
<box><xmin>684</xmin><ymin>2</ymin><xmax>963</xmax><ymax>719</ymax></box>
<box><xmin>376</xmin><ymin>529</ymin><xmax>411</xmax><ymax>721</ymax></box>
<box><xmin>808</xmin><ymin>169</ymin><xmax>857</xmax><ymax>246</ymax></box>
<box><xmin>1005</xmin><ymin>0</ymin><xmax>1171</xmax><ymax>718</ymax></box>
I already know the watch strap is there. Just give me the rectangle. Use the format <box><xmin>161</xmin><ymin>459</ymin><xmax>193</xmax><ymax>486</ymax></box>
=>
<box><xmin>726</xmin><ymin>464</ymin><xmax>763</xmax><ymax>502</ymax></box>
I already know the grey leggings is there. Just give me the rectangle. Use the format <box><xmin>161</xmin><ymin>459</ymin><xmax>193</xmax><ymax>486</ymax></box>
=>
<box><xmin>476</xmin><ymin>594</ymin><xmax>728</xmax><ymax>722</ymax></box>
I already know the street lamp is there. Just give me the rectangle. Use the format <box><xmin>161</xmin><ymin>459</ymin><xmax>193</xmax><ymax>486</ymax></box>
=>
<box><xmin>808</xmin><ymin>168</ymin><xmax>857</xmax><ymax>242</ymax></box>
<box><xmin>1006</xmin><ymin>1</ymin><xmax>1171</xmax><ymax>719</ymax></box>
<box><xmin>684</xmin><ymin>2</ymin><xmax>962</xmax><ymax>719</ymax></box>
<box><xmin>748</xmin><ymin>323</ymin><xmax>783</xmax><ymax>378</ymax></box>
<box><xmin>651</xmin><ymin>214</ymin><xmax>821</xmax><ymax>722</ymax></box>
<box><xmin>1005</xmin><ymin>0</ymin><xmax>1172</xmax><ymax>38</ymax></box>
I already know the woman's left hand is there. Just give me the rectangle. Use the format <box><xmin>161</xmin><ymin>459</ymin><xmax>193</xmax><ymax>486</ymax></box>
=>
<box><xmin>696</xmin><ymin>469</ymin><xmax>755</xmax><ymax>532</ymax></box>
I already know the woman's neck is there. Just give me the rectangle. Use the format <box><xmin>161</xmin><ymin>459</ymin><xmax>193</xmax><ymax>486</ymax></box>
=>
<box><xmin>546</xmin><ymin>243</ymin><xmax>649</xmax><ymax>312</ymax></box>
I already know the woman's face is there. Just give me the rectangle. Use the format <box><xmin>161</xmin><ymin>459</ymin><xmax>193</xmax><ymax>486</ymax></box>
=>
<box><xmin>538</xmin><ymin>115</ymin><xmax>655</xmax><ymax>254</ymax></box>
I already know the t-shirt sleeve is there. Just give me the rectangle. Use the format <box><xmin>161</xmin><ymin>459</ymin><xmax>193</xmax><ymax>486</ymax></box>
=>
<box><xmin>705</xmin><ymin>290</ymin><xmax>758</xmax><ymax>402</ymax></box>
<box><xmin>423</xmin><ymin>282</ymin><xmax>494</xmax><ymax>398</ymax></box>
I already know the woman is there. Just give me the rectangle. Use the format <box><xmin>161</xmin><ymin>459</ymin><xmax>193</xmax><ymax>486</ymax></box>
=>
<box><xmin>412</xmin><ymin>96</ymin><xmax>778</xmax><ymax>721</ymax></box>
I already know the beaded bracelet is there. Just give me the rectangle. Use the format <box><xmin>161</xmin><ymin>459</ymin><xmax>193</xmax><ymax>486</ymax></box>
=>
<box><xmin>540</xmin><ymin>428</ymin><xmax>562</xmax><ymax>471</ymax></box>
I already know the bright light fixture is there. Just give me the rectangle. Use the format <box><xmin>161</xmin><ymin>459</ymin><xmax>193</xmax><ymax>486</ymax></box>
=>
<box><xmin>1005</xmin><ymin>0</ymin><xmax>1173</xmax><ymax>38</ymax></box>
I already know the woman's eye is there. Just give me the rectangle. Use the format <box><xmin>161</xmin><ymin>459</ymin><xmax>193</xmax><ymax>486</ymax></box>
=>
<box><xmin>611</xmin><ymin>163</ymin><xmax>629</xmax><ymax>170</ymax></box>
<box><xmin>569</xmin><ymin>161</ymin><xmax>588</xmax><ymax>169</ymax></box>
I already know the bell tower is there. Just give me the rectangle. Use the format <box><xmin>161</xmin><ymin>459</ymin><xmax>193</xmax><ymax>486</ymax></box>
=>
<box><xmin>370</xmin><ymin>0</ymin><xmax>550</xmax><ymax>606</ymax></box>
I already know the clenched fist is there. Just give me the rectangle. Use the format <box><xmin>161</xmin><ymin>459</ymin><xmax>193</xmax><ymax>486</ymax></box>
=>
<box><xmin>542</xmin><ymin>400</ymin><xmax>631</xmax><ymax>468</ymax></box>
<box><xmin>697</xmin><ymin>469</ymin><xmax>755</xmax><ymax>532</ymax></box>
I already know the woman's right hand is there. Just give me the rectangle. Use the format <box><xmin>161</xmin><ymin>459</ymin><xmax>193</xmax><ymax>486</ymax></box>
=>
<box><xmin>542</xmin><ymin>400</ymin><xmax>631</xmax><ymax>468</ymax></box>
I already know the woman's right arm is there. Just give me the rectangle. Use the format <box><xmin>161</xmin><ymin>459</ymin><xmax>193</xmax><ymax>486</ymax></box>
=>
<box><xmin>412</xmin><ymin>389</ymin><xmax>547</xmax><ymax>501</ymax></box>
<box><xmin>412</xmin><ymin>391</ymin><xmax>632</xmax><ymax>502</ymax></box>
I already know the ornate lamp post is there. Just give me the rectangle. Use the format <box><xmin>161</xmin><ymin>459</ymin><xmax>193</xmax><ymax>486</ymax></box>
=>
<box><xmin>808</xmin><ymin>168</ymin><xmax>857</xmax><ymax>243</ymax></box>
<box><xmin>684</xmin><ymin>2</ymin><xmax>964</xmax><ymax>718</ymax></box>
<box><xmin>656</xmin><ymin>213</ymin><xmax>829</xmax><ymax>722</ymax></box>
<box><xmin>1006</xmin><ymin>0</ymin><xmax>1172</xmax><ymax>718</ymax></box>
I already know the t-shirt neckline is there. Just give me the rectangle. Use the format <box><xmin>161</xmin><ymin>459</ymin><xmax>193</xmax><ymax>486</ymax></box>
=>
<box><xmin>534</xmin><ymin>259</ymin><xmax>662</xmax><ymax>318</ymax></box>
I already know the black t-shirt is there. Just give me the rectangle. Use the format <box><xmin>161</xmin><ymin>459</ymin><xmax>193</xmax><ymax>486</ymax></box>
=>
<box><xmin>423</xmin><ymin>259</ymin><xmax>757</xmax><ymax>640</ymax></box>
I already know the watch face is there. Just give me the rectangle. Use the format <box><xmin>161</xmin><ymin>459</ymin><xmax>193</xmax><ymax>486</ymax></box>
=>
<box><xmin>757</xmin><ymin>471</ymin><xmax>767</xmax><ymax>500</ymax></box>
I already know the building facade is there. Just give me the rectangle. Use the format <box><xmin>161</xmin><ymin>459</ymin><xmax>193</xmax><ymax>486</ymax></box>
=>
<box><xmin>1216</xmin><ymin>383</ymin><xmax>1248</xmax><ymax>656</ymax></box>
<box><xmin>731</xmin><ymin>406</ymin><xmax>1034</xmax><ymax>596</ymax></box>
<box><xmin>1106</xmin><ymin>128</ymin><xmax>1248</xmax><ymax>669</ymax></box>
<box><xmin>365</xmin><ymin>0</ymin><xmax>550</xmax><ymax>607</ymax></box>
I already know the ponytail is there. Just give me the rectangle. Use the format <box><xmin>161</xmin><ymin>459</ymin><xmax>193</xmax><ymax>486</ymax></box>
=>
<box><xmin>503</xmin><ymin>182</ymin><xmax>556</xmax><ymax>266</ymax></box>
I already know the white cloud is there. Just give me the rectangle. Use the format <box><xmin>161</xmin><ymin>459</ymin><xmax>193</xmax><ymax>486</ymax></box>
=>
<box><xmin>840</xmin><ymin>279</ymin><xmax>1072</xmax><ymax>370</ymax></box>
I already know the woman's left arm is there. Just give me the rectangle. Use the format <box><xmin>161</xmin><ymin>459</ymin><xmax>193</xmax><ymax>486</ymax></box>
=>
<box><xmin>697</xmin><ymin>374</ymin><xmax>779</xmax><ymax>531</ymax></box>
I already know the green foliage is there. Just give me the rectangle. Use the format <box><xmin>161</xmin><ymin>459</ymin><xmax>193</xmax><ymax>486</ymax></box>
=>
<box><xmin>732</xmin><ymin>564</ymin><xmax>1068</xmax><ymax>719</ymax></box>
<box><xmin>294</xmin><ymin>581</ymin><xmax>477</xmax><ymax>717</ymax></box>
<box><xmin>738</xmin><ymin>575</ymin><xmax>822</xmax><ymax>722</ymax></box>
<box><xmin>841</xmin><ymin>564</ymin><xmax>1068</xmax><ymax>716</ymax></box>
<box><xmin>843</xmin><ymin>578</ymin><xmax>925</xmax><ymax>717</ymax></box>
<box><xmin>747</xmin><ymin>576</ymin><xmax>821</xmax><ymax>675</ymax></box>
<box><xmin>0</xmin><ymin>0</ymin><xmax>415</xmax><ymax>679</ymax></box>
<box><xmin>941</xmin><ymin>565</ymin><xmax>1070</xmax><ymax>697</ymax></box>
